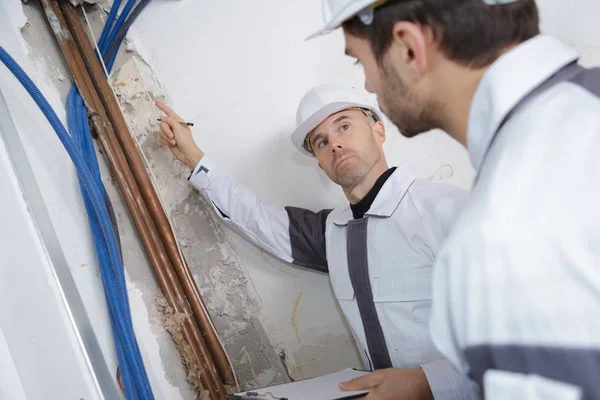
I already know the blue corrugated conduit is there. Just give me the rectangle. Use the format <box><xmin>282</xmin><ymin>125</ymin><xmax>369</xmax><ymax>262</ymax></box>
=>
<box><xmin>0</xmin><ymin>45</ymin><xmax>153</xmax><ymax>399</ymax></box>
<box><xmin>0</xmin><ymin>1</ymin><xmax>154</xmax><ymax>398</ymax></box>
<box><xmin>69</xmin><ymin>0</ymin><xmax>154</xmax><ymax>396</ymax></box>
<box><xmin>102</xmin><ymin>0</ymin><xmax>136</xmax><ymax>72</ymax></box>
<box><xmin>104</xmin><ymin>0</ymin><xmax>152</xmax><ymax>73</ymax></box>
<box><xmin>97</xmin><ymin>0</ymin><xmax>122</xmax><ymax>51</ymax></box>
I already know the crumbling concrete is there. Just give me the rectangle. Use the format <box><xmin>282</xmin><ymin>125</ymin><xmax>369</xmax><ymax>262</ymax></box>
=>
<box><xmin>109</xmin><ymin>50</ymin><xmax>290</xmax><ymax>388</ymax></box>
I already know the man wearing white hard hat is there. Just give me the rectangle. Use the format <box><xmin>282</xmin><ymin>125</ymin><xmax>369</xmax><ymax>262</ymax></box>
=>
<box><xmin>309</xmin><ymin>0</ymin><xmax>600</xmax><ymax>399</ymax></box>
<box><xmin>156</xmin><ymin>83</ymin><xmax>474</xmax><ymax>399</ymax></box>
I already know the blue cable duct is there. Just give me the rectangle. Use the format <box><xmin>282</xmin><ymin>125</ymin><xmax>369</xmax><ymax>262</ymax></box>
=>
<box><xmin>67</xmin><ymin>0</ymin><xmax>154</xmax><ymax>397</ymax></box>
<box><xmin>66</xmin><ymin>87</ymin><xmax>141</xmax><ymax>400</ymax></box>
<box><xmin>97</xmin><ymin>0</ymin><xmax>123</xmax><ymax>52</ymax></box>
<box><xmin>0</xmin><ymin>45</ymin><xmax>154</xmax><ymax>399</ymax></box>
<box><xmin>70</xmin><ymin>0</ymin><xmax>154</xmax><ymax>396</ymax></box>
<box><xmin>0</xmin><ymin>1</ymin><xmax>155</xmax><ymax>398</ymax></box>
<box><xmin>102</xmin><ymin>0</ymin><xmax>136</xmax><ymax>58</ymax></box>
<box><xmin>104</xmin><ymin>0</ymin><xmax>152</xmax><ymax>73</ymax></box>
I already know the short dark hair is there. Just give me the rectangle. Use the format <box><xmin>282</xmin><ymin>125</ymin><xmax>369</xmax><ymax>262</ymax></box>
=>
<box><xmin>342</xmin><ymin>0</ymin><xmax>540</xmax><ymax>68</ymax></box>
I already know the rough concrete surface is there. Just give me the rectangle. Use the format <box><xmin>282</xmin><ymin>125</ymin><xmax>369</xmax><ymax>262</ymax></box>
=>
<box><xmin>110</xmin><ymin>50</ymin><xmax>290</xmax><ymax>389</ymax></box>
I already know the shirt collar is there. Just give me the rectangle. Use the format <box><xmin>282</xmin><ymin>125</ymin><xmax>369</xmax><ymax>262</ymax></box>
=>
<box><xmin>331</xmin><ymin>164</ymin><xmax>415</xmax><ymax>226</ymax></box>
<box><xmin>467</xmin><ymin>35</ymin><xmax>579</xmax><ymax>173</ymax></box>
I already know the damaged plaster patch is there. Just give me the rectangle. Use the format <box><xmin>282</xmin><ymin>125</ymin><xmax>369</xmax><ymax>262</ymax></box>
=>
<box><xmin>172</xmin><ymin>192</ymin><xmax>288</xmax><ymax>390</ymax></box>
<box><xmin>111</xmin><ymin>53</ymin><xmax>289</xmax><ymax>390</ymax></box>
<box><xmin>155</xmin><ymin>295</ymin><xmax>209</xmax><ymax>397</ymax></box>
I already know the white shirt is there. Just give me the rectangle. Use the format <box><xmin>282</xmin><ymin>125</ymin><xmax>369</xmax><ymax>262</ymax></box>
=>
<box><xmin>430</xmin><ymin>35</ymin><xmax>600</xmax><ymax>400</ymax></box>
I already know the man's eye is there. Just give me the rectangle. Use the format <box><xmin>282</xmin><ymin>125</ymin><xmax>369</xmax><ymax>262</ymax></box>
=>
<box><xmin>340</xmin><ymin>124</ymin><xmax>350</xmax><ymax>133</ymax></box>
<box><xmin>318</xmin><ymin>140</ymin><xmax>328</xmax><ymax>149</ymax></box>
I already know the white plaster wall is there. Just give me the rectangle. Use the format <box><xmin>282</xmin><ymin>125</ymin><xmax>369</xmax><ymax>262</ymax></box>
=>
<box><xmin>538</xmin><ymin>0</ymin><xmax>600</xmax><ymax>67</ymax></box>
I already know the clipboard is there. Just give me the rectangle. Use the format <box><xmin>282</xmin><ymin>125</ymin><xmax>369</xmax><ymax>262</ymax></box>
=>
<box><xmin>226</xmin><ymin>367</ymin><xmax>371</xmax><ymax>400</ymax></box>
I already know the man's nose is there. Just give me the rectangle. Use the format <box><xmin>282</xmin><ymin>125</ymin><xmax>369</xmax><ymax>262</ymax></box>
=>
<box><xmin>330</xmin><ymin>137</ymin><xmax>343</xmax><ymax>153</ymax></box>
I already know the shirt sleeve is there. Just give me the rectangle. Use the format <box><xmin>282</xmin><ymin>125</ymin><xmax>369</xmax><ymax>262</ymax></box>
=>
<box><xmin>422</xmin><ymin>359</ymin><xmax>482</xmax><ymax>400</ymax></box>
<box><xmin>188</xmin><ymin>156</ymin><xmax>330</xmax><ymax>272</ymax></box>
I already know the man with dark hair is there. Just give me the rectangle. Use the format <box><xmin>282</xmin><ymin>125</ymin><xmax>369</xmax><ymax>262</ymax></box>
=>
<box><xmin>308</xmin><ymin>0</ymin><xmax>600</xmax><ymax>399</ymax></box>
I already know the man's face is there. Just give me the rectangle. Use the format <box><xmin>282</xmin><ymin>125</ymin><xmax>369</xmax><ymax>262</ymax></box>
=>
<box><xmin>343</xmin><ymin>31</ymin><xmax>437</xmax><ymax>138</ymax></box>
<box><xmin>309</xmin><ymin>109</ymin><xmax>385</xmax><ymax>188</ymax></box>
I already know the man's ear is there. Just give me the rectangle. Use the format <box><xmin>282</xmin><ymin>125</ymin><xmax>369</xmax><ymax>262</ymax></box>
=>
<box><xmin>390</xmin><ymin>21</ymin><xmax>429</xmax><ymax>82</ymax></box>
<box><xmin>373</xmin><ymin>121</ymin><xmax>386</xmax><ymax>144</ymax></box>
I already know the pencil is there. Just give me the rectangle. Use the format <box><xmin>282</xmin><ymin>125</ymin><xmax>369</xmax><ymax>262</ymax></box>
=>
<box><xmin>157</xmin><ymin>119</ymin><xmax>194</xmax><ymax>127</ymax></box>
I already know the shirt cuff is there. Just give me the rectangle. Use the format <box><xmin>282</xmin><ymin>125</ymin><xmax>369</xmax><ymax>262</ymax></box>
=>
<box><xmin>187</xmin><ymin>155</ymin><xmax>216</xmax><ymax>191</ymax></box>
<box><xmin>421</xmin><ymin>359</ymin><xmax>480</xmax><ymax>400</ymax></box>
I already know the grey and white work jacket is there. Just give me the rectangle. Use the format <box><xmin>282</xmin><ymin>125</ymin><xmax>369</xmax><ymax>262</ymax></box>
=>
<box><xmin>430</xmin><ymin>35</ymin><xmax>600</xmax><ymax>400</ymax></box>
<box><xmin>189</xmin><ymin>157</ymin><xmax>476</xmax><ymax>399</ymax></box>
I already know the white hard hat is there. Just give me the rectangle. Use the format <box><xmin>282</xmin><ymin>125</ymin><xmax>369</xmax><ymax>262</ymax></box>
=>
<box><xmin>291</xmin><ymin>83</ymin><xmax>384</xmax><ymax>157</ymax></box>
<box><xmin>306</xmin><ymin>0</ymin><xmax>522</xmax><ymax>40</ymax></box>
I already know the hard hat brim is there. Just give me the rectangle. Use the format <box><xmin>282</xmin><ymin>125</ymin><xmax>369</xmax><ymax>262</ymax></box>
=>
<box><xmin>305</xmin><ymin>25</ymin><xmax>336</xmax><ymax>41</ymax></box>
<box><xmin>305</xmin><ymin>1</ymin><xmax>372</xmax><ymax>41</ymax></box>
<box><xmin>291</xmin><ymin>101</ymin><xmax>384</xmax><ymax>157</ymax></box>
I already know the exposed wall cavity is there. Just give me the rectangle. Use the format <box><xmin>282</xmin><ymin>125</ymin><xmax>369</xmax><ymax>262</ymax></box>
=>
<box><xmin>18</xmin><ymin>1</ymin><xmax>293</xmax><ymax>394</ymax></box>
<box><xmin>110</xmin><ymin>52</ymin><xmax>290</xmax><ymax>388</ymax></box>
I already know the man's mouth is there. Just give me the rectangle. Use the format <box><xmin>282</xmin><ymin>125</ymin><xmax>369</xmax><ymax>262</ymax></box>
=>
<box><xmin>334</xmin><ymin>154</ymin><xmax>353</xmax><ymax>169</ymax></box>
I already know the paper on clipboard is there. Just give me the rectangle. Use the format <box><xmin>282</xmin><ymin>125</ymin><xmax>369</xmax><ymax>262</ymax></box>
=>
<box><xmin>227</xmin><ymin>367</ymin><xmax>371</xmax><ymax>400</ymax></box>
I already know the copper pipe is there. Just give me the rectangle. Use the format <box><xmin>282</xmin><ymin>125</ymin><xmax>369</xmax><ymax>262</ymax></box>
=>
<box><xmin>90</xmin><ymin>121</ymin><xmax>222</xmax><ymax>397</ymax></box>
<box><xmin>41</xmin><ymin>2</ymin><xmax>226</xmax><ymax>398</ymax></box>
<box><xmin>90</xmin><ymin>117</ymin><xmax>225</xmax><ymax>400</ymax></box>
<box><xmin>40</xmin><ymin>0</ymin><xmax>100</xmax><ymax>113</ymax></box>
<box><xmin>92</xmin><ymin>120</ymin><xmax>227</xmax><ymax>399</ymax></box>
<box><xmin>60</xmin><ymin>2</ymin><xmax>235</xmax><ymax>386</ymax></box>
<box><xmin>59</xmin><ymin>1</ymin><xmax>233</xmax><ymax>389</ymax></box>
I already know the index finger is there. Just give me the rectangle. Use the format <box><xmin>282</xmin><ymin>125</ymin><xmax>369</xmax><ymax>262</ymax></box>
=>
<box><xmin>155</xmin><ymin>100</ymin><xmax>182</xmax><ymax>120</ymax></box>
